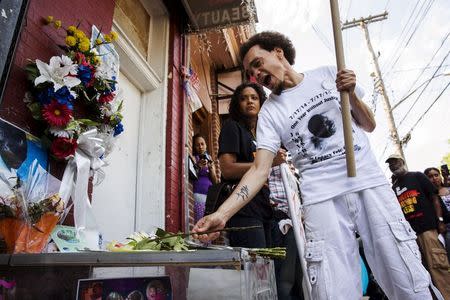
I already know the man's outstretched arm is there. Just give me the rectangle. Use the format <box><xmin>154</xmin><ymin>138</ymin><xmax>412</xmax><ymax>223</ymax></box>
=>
<box><xmin>192</xmin><ymin>149</ymin><xmax>275</xmax><ymax>241</ymax></box>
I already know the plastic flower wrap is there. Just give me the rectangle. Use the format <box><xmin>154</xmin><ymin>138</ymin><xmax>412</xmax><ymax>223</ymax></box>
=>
<box><xmin>0</xmin><ymin>160</ymin><xmax>66</xmax><ymax>253</ymax></box>
<box><xmin>24</xmin><ymin>17</ymin><xmax>123</xmax><ymax>161</ymax></box>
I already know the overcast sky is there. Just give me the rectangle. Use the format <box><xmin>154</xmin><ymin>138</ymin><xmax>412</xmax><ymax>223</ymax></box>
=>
<box><xmin>254</xmin><ymin>0</ymin><xmax>449</xmax><ymax>176</ymax></box>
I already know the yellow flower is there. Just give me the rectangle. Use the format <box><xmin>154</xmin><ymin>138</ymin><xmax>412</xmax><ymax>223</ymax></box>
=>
<box><xmin>54</xmin><ymin>20</ymin><xmax>62</xmax><ymax>29</ymax></box>
<box><xmin>103</xmin><ymin>34</ymin><xmax>112</xmax><ymax>43</ymax></box>
<box><xmin>92</xmin><ymin>56</ymin><xmax>101</xmax><ymax>65</ymax></box>
<box><xmin>95</xmin><ymin>38</ymin><xmax>102</xmax><ymax>45</ymax></box>
<box><xmin>65</xmin><ymin>36</ymin><xmax>77</xmax><ymax>47</ymax></box>
<box><xmin>110</xmin><ymin>31</ymin><xmax>118</xmax><ymax>41</ymax></box>
<box><xmin>45</xmin><ymin>16</ymin><xmax>54</xmax><ymax>24</ymax></box>
<box><xmin>78</xmin><ymin>41</ymin><xmax>90</xmax><ymax>52</ymax></box>
<box><xmin>74</xmin><ymin>30</ymin><xmax>86</xmax><ymax>39</ymax></box>
<box><xmin>80</xmin><ymin>37</ymin><xmax>90</xmax><ymax>45</ymax></box>
<box><xmin>67</xmin><ymin>26</ymin><xmax>77</xmax><ymax>35</ymax></box>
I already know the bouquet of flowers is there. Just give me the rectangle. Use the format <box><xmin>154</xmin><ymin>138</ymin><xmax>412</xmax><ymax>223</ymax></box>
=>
<box><xmin>0</xmin><ymin>160</ymin><xmax>65</xmax><ymax>253</ymax></box>
<box><xmin>22</xmin><ymin>17</ymin><xmax>125</xmax><ymax>236</ymax></box>
<box><xmin>24</xmin><ymin>16</ymin><xmax>124</xmax><ymax>161</ymax></box>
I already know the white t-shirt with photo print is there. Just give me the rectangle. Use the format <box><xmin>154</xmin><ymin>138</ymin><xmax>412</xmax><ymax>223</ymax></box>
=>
<box><xmin>256</xmin><ymin>65</ymin><xmax>387</xmax><ymax>205</ymax></box>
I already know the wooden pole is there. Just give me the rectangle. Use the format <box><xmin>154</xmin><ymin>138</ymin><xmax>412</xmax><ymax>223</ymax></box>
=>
<box><xmin>329</xmin><ymin>0</ymin><xmax>356</xmax><ymax>177</ymax></box>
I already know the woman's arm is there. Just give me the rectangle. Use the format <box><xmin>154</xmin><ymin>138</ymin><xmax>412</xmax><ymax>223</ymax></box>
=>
<box><xmin>220</xmin><ymin>148</ymin><xmax>287</xmax><ymax>180</ymax></box>
<box><xmin>208</xmin><ymin>161</ymin><xmax>219</xmax><ymax>184</ymax></box>
<box><xmin>219</xmin><ymin>153</ymin><xmax>254</xmax><ymax>180</ymax></box>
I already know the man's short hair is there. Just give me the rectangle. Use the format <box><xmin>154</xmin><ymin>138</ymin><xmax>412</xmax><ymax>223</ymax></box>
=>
<box><xmin>239</xmin><ymin>31</ymin><xmax>296</xmax><ymax>65</ymax></box>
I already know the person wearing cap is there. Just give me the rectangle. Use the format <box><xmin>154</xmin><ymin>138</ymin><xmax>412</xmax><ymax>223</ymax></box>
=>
<box><xmin>194</xmin><ymin>31</ymin><xmax>436</xmax><ymax>300</ymax></box>
<box><xmin>386</xmin><ymin>154</ymin><xmax>450</xmax><ymax>299</ymax></box>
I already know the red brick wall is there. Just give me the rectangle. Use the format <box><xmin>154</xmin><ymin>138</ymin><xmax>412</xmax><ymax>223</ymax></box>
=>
<box><xmin>187</xmin><ymin>106</ymin><xmax>195</xmax><ymax>229</ymax></box>
<box><xmin>1</xmin><ymin>0</ymin><xmax>115</xmax><ymax>134</ymax></box>
<box><xmin>164</xmin><ymin>2</ymin><xmax>187</xmax><ymax>234</ymax></box>
<box><xmin>163</xmin><ymin>2</ymin><xmax>189</xmax><ymax>299</ymax></box>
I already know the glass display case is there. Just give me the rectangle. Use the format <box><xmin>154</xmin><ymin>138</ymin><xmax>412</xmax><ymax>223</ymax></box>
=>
<box><xmin>0</xmin><ymin>249</ymin><xmax>276</xmax><ymax>299</ymax></box>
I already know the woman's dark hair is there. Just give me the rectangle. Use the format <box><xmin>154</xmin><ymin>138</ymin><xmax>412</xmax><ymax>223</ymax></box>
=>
<box><xmin>424</xmin><ymin>167</ymin><xmax>444</xmax><ymax>187</ymax></box>
<box><xmin>239</xmin><ymin>31</ymin><xmax>296</xmax><ymax>65</ymax></box>
<box><xmin>424</xmin><ymin>167</ymin><xmax>440</xmax><ymax>176</ymax></box>
<box><xmin>193</xmin><ymin>133</ymin><xmax>206</xmax><ymax>144</ymax></box>
<box><xmin>229</xmin><ymin>82</ymin><xmax>266</xmax><ymax>128</ymax></box>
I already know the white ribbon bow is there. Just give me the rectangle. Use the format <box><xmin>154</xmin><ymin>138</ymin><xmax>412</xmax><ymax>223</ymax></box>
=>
<box><xmin>59</xmin><ymin>129</ymin><xmax>105</xmax><ymax>236</ymax></box>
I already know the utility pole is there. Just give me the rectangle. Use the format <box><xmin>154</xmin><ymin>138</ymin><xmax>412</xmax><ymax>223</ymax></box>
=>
<box><xmin>343</xmin><ymin>12</ymin><xmax>406</xmax><ymax>161</ymax></box>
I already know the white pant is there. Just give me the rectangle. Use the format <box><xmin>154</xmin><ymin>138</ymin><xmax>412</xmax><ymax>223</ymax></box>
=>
<box><xmin>303</xmin><ymin>184</ymin><xmax>433</xmax><ymax>300</ymax></box>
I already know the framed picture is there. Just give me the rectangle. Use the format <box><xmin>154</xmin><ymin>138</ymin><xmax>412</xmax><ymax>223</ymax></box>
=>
<box><xmin>76</xmin><ymin>276</ymin><xmax>172</xmax><ymax>300</ymax></box>
<box><xmin>0</xmin><ymin>117</ymin><xmax>48</xmax><ymax>199</ymax></box>
<box><xmin>0</xmin><ymin>0</ymin><xmax>30</xmax><ymax>102</ymax></box>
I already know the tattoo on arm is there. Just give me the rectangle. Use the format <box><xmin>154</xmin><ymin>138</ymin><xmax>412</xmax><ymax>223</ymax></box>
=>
<box><xmin>236</xmin><ymin>185</ymin><xmax>249</xmax><ymax>202</ymax></box>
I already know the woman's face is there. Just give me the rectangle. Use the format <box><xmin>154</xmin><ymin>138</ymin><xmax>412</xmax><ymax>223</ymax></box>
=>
<box><xmin>238</xmin><ymin>87</ymin><xmax>261</xmax><ymax>119</ymax></box>
<box><xmin>194</xmin><ymin>137</ymin><xmax>207</xmax><ymax>155</ymax></box>
<box><xmin>146</xmin><ymin>287</ymin><xmax>156</xmax><ymax>300</ymax></box>
<box><xmin>426</xmin><ymin>169</ymin><xmax>442</xmax><ymax>187</ymax></box>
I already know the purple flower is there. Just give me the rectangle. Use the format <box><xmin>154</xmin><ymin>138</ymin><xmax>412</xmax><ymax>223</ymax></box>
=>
<box><xmin>113</xmin><ymin>122</ymin><xmax>124</xmax><ymax>137</ymax></box>
<box><xmin>77</xmin><ymin>64</ymin><xmax>93</xmax><ymax>86</ymax></box>
<box><xmin>54</xmin><ymin>86</ymin><xmax>74</xmax><ymax>110</ymax></box>
<box><xmin>35</xmin><ymin>86</ymin><xmax>55</xmax><ymax>105</ymax></box>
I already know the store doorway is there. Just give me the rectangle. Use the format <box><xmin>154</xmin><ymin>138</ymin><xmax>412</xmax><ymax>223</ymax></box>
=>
<box><xmin>92</xmin><ymin>71</ymin><xmax>141</xmax><ymax>242</ymax></box>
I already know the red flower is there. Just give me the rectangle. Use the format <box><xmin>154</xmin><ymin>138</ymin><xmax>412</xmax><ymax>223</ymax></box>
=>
<box><xmin>50</xmin><ymin>137</ymin><xmax>77</xmax><ymax>159</ymax></box>
<box><xmin>98</xmin><ymin>93</ymin><xmax>114</xmax><ymax>103</ymax></box>
<box><xmin>42</xmin><ymin>100</ymin><xmax>72</xmax><ymax>127</ymax></box>
<box><xmin>75</xmin><ymin>52</ymin><xmax>87</xmax><ymax>64</ymax></box>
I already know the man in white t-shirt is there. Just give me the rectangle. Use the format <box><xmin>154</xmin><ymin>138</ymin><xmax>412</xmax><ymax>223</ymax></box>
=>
<box><xmin>193</xmin><ymin>31</ymin><xmax>437</xmax><ymax>300</ymax></box>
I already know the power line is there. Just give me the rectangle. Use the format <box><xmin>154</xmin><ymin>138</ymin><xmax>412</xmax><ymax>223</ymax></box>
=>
<box><xmin>397</xmin><ymin>49</ymin><xmax>450</xmax><ymax>127</ymax></box>
<box><xmin>392</xmin><ymin>64</ymin><xmax>450</xmax><ymax>73</ymax></box>
<box><xmin>303</xmin><ymin>7</ymin><xmax>334</xmax><ymax>53</ymax></box>
<box><xmin>345</xmin><ymin>0</ymin><xmax>353</xmax><ymax>20</ymax></box>
<box><xmin>380</xmin><ymin>0</ymin><xmax>422</xmax><ymax>71</ymax></box>
<box><xmin>311</xmin><ymin>23</ymin><xmax>334</xmax><ymax>53</ymax></box>
<box><xmin>398</xmin><ymin>31</ymin><xmax>450</xmax><ymax>100</ymax></box>
<box><xmin>383</xmin><ymin>0</ymin><xmax>436</xmax><ymax>76</ymax></box>
<box><xmin>377</xmin><ymin>0</ymin><xmax>391</xmax><ymax>42</ymax></box>
<box><xmin>403</xmin><ymin>80</ymin><xmax>450</xmax><ymax>141</ymax></box>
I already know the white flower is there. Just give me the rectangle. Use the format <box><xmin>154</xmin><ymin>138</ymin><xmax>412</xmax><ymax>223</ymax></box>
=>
<box><xmin>94</xmin><ymin>61</ymin><xmax>114</xmax><ymax>80</ymax></box>
<box><xmin>34</xmin><ymin>55</ymin><xmax>81</xmax><ymax>90</ymax></box>
<box><xmin>60</xmin><ymin>55</ymin><xmax>78</xmax><ymax>75</ymax></box>
<box><xmin>49</xmin><ymin>127</ymin><xmax>73</xmax><ymax>138</ymax></box>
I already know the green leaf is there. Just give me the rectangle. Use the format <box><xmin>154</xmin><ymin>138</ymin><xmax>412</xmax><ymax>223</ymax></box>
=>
<box><xmin>164</xmin><ymin>236</ymin><xmax>179</xmax><ymax>247</ymax></box>
<box><xmin>65</xmin><ymin>120</ymin><xmax>80</xmax><ymax>131</ymax></box>
<box><xmin>140</xmin><ymin>241</ymin><xmax>161</xmax><ymax>251</ymax></box>
<box><xmin>27</xmin><ymin>102</ymin><xmax>43</xmax><ymax>120</ymax></box>
<box><xmin>155</xmin><ymin>228</ymin><xmax>167</xmax><ymax>238</ymax></box>
<box><xmin>117</xmin><ymin>100</ymin><xmax>124</xmax><ymax>112</ymax></box>
<box><xmin>133</xmin><ymin>237</ymin><xmax>151</xmax><ymax>250</ymax></box>
<box><xmin>77</xmin><ymin>118</ymin><xmax>100</xmax><ymax>127</ymax></box>
<box><xmin>25</xmin><ymin>63</ymin><xmax>39</xmax><ymax>82</ymax></box>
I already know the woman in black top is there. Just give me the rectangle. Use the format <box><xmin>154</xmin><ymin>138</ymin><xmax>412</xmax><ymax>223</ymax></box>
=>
<box><xmin>218</xmin><ymin>82</ymin><xmax>273</xmax><ymax>248</ymax></box>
